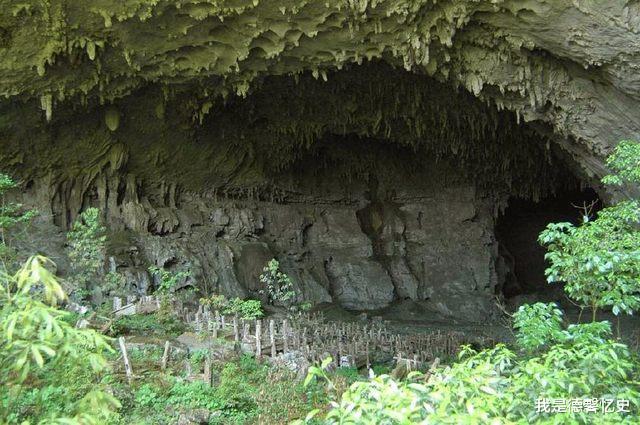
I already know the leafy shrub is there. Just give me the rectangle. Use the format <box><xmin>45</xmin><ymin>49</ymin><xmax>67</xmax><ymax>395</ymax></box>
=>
<box><xmin>149</xmin><ymin>266</ymin><xmax>190</xmax><ymax>295</ymax></box>
<box><xmin>539</xmin><ymin>140</ymin><xmax>640</xmax><ymax>321</ymax></box>
<box><xmin>110</xmin><ymin>313</ymin><xmax>185</xmax><ymax>337</ymax></box>
<box><xmin>167</xmin><ymin>380</ymin><xmax>224</xmax><ymax>411</ymax></box>
<box><xmin>199</xmin><ymin>293</ymin><xmax>228</xmax><ymax>310</ymax></box>
<box><xmin>67</xmin><ymin>208</ymin><xmax>107</xmax><ymax>301</ymax></box>
<box><xmin>0</xmin><ymin>173</ymin><xmax>37</xmax><ymax>270</ymax></box>
<box><xmin>134</xmin><ymin>383</ymin><xmax>164</xmax><ymax>409</ymax></box>
<box><xmin>259</xmin><ymin>258</ymin><xmax>296</xmax><ymax>307</ymax></box>
<box><xmin>513</xmin><ymin>302</ymin><xmax>564</xmax><ymax>352</ymax></box>
<box><xmin>223</xmin><ymin>297</ymin><xmax>264</xmax><ymax>319</ymax></box>
<box><xmin>0</xmin><ymin>256</ymin><xmax>119</xmax><ymax>423</ymax></box>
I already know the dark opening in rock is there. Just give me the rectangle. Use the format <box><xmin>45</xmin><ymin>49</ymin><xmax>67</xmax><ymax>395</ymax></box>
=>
<box><xmin>495</xmin><ymin>188</ymin><xmax>601</xmax><ymax>300</ymax></box>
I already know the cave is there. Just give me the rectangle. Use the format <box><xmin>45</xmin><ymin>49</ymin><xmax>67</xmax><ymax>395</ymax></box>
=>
<box><xmin>1</xmin><ymin>1</ymin><xmax>639</xmax><ymax>324</ymax></box>
<box><xmin>0</xmin><ymin>62</ymin><xmax>593</xmax><ymax>322</ymax></box>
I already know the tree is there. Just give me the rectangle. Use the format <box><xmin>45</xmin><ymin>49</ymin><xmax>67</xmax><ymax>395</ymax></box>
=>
<box><xmin>0</xmin><ymin>174</ymin><xmax>37</xmax><ymax>271</ymax></box>
<box><xmin>259</xmin><ymin>259</ymin><xmax>295</xmax><ymax>307</ymax></box>
<box><xmin>0</xmin><ymin>256</ymin><xmax>119</xmax><ymax>423</ymax></box>
<box><xmin>539</xmin><ymin>140</ymin><xmax>640</xmax><ymax>321</ymax></box>
<box><xmin>223</xmin><ymin>298</ymin><xmax>264</xmax><ymax>320</ymax></box>
<box><xmin>67</xmin><ymin>208</ymin><xmax>107</xmax><ymax>302</ymax></box>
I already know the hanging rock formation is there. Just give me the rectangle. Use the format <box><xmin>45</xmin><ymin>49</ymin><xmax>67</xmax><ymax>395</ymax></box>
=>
<box><xmin>1</xmin><ymin>1</ymin><xmax>638</xmax><ymax>321</ymax></box>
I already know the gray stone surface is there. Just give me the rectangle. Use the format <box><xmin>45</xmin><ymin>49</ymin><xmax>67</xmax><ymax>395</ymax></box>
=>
<box><xmin>11</xmin><ymin>168</ymin><xmax>504</xmax><ymax>321</ymax></box>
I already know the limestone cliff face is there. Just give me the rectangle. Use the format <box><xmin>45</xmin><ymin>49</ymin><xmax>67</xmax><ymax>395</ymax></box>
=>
<box><xmin>0</xmin><ymin>1</ymin><xmax>636</xmax><ymax>320</ymax></box>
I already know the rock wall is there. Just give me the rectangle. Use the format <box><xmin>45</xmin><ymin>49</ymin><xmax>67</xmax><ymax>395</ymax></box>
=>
<box><xmin>17</xmin><ymin>152</ymin><xmax>502</xmax><ymax>320</ymax></box>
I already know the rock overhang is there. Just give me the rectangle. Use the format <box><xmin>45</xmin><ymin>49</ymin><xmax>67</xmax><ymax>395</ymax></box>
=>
<box><xmin>1</xmin><ymin>0</ymin><xmax>639</xmax><ymax>178</ymax></box>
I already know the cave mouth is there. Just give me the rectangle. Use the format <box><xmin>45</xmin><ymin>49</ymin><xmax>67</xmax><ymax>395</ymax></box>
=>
<box><xmin>0</xmin><ymin>62</ymin><xmax>599</xmax><ymax>322</ymax></box>
<box><xmin>495</xmin><ymin>187</ymin><xmax>601</xmax><ymax>301</ymax></box>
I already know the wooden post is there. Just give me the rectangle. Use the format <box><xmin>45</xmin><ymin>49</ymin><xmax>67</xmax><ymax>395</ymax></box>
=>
<box><xmin>282</xmin><ymin>320</ymin><xmax>289</xmax><ymax>353</ymax></box>
<box><xmin>113</xmin><ymin>297</ymin><xmax>122</xmax><ymax>311</ymax></box>
<box><xmin>269</xmin><ymin>320</ymin><xmax>276</xmax><ymax>358</ymax></box>
<box><xmin>255</xmin><ymin>320</ymin><xmax>262</xmax><ymax>358</ymax></box>
<box><xmin>184</xmin><ymin>360</ymin><xmax>192</xmax><ymax>379</ymax></box>
<box><xmin>366</xmin><ymin>339</ymin><xmax>370</xmax><ymax>370</ymax></box>
<box><xmin>243</xmin><ymin>322</ymin><xmax>250</xmax><ymax>341</ymax></box>
<box><xmin>161</xmin><ymin>341</ymin><xmax>171</xmax><ymax>370</ymax></box>
<box><xmin>302</xmin><ymin>333</ymin><xmax>309</xmax><ymax>358</ymax></box>
<box><xmin>233</xmin><ymin>316</ymin><xmax>239</xmax><ymax>344</ymax></box>
<box><xmin>118</xmin><ymin>337</ymin><xmax>133</xmax><ymax>383</ymax></box>
<box><xmin>203</xmin><ymin>354</ymin><xmax>212</xmax><ymax>386</ymax></box>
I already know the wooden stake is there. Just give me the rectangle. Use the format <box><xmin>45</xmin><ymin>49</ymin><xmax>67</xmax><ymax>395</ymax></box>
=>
<box><xmin>161</xmin><ymin>340</ymin><xmax>170</xmax><ymax>370</ymax></box>
<box><xmin>269</xmin><ymin>320</ymin><xmax>276</xmax><ymax>357</ymax></box>
<box><xmin>255</xmin><ymin>320</ymin><xmax>262</xmax><ymax>358</ymax></box>
<box><xmin>282</xmin><ymin>320</ymin><xmax>289</xmax><ymax>352</ymax></box>
<box><xmin>203</xmin><ymin>355</ymin><xmax>212</xmax><ymax>386</ymax></box>
<box><xmin>118</xmin><ymin>337</ymin><xmax>133</xmax><ymax>383</ymax></box>
<box><xmin>184</xmin><ymin>360</ymin><xmax>192</xmax><ymax>379</ymax></box>
<box><xmin>233</xmin><ymin>316</ymin><xmax>239</xmax><ymax>344</ymax></box>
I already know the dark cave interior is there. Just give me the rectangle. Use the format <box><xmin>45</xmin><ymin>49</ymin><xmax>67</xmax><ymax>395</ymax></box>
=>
<box><xmin>496</xmin><ymin>187</ymin><xmax>602</xmax><ymax>299</ymax></box>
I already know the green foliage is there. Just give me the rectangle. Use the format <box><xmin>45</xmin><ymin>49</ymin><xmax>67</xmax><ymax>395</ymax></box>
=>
<box><xmin>120</xmin><ymin>353</ymin><xmax>319</xmax><ymax>424</ymax></box>
<box><xmin>539</xmin><ymin>140</ymin><xmax>640</xmax><ymax>320</ymax></box>
<box><xmin>148</xmin><ymin>266</ymin><xmax>190</xmax><ymax>322</ymax></box>
<box><xmin>134</xmin><ymin>383</ymin><xmax>163</xmax><ymax>409</ymax></box>
<box><xmin>223</xmin><ymin>297</ymin><xmax>264</xmax><ymax>319</ymax></box>
<box><xmin>148</xmin><ymin>266</ymin><xmax>190</xmax><ymax>295</ymax></box>
<box><xmin>0</xmin><ymin>173</ymin><xmax>37</xmax><ymax>269</ymax></box>
<box><xmin>513</xmin><ymin>302</ymin><xmax>564</xmax><ymax>352</ymax></box>
<box><xmin>199</xmin><ymin>293</ymin><xmax>228</xmax><ymax>311</ymax></box>
<box><xmin>303</xmin><ymin>304</ymin><xmax>640</xmax><ymax>424</ymax></box>
<box><xmin>109</xmin><ymin>312</ymin><xmax>185</xmax><ymax>337</ymax></box>
<box><xmin>602</xmin><ymin>140</ymin><xmax>640</xmax><ymax>186</ymax></box>
<box><xmin>259</xmin><ymin>258</ymin><xmax>296</xmax><ymax>307</ymax></box>
<box><xmin>0</xmin><ymin>256</ymin><xmax>120</xmax><ymax>423</ymax></box>
<box><xmin>200</xmin><ymin>293</ymin><xmax>264</xmax><ymax>320</ymax></box>
<box><xmin>67</xmin><ymin>208</ymin><xmax>107</xmax><ymax>301</ymax></box>
<box><xmin>103</xmin><ymin>270</ymin><xmax>127</xmax><ymax>298</ymax></box>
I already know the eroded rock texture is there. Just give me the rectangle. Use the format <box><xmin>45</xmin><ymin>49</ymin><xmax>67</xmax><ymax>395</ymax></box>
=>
<box><xmin>0</xmin><ymin>1</ymin><xmax>637</xmax><ymax>321</ymax></box>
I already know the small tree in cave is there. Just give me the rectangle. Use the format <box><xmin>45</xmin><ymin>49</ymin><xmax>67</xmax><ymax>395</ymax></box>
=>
<box><xmin>67</xmin><ymin>208</ymin><xmax>107</xmax><ymax>302</ymax></box>
<box><xmin>0</xmin><ymin>174</ymin><xmax>37</xmax><ymax>270</ymax></box>
<box><xmin>149</xmin><ymin>266</ymin><xmax>191</xmax><ymax>320</ymax></box>
<box><xmin>259</xmin><ymin>258</ymin><xmax>295</xmax><ymax>307</ymax></box>
<box><xmin>539</xmin><ymin>140</ymin><xmax>640</xmax><ymax>323</ymax></box>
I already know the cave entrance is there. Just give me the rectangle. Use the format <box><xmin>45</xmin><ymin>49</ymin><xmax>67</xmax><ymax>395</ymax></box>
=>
<box><xmin>495</xmin><ymin>188</ymin><xmax>601</xmax><ymax>300</ymax></box>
